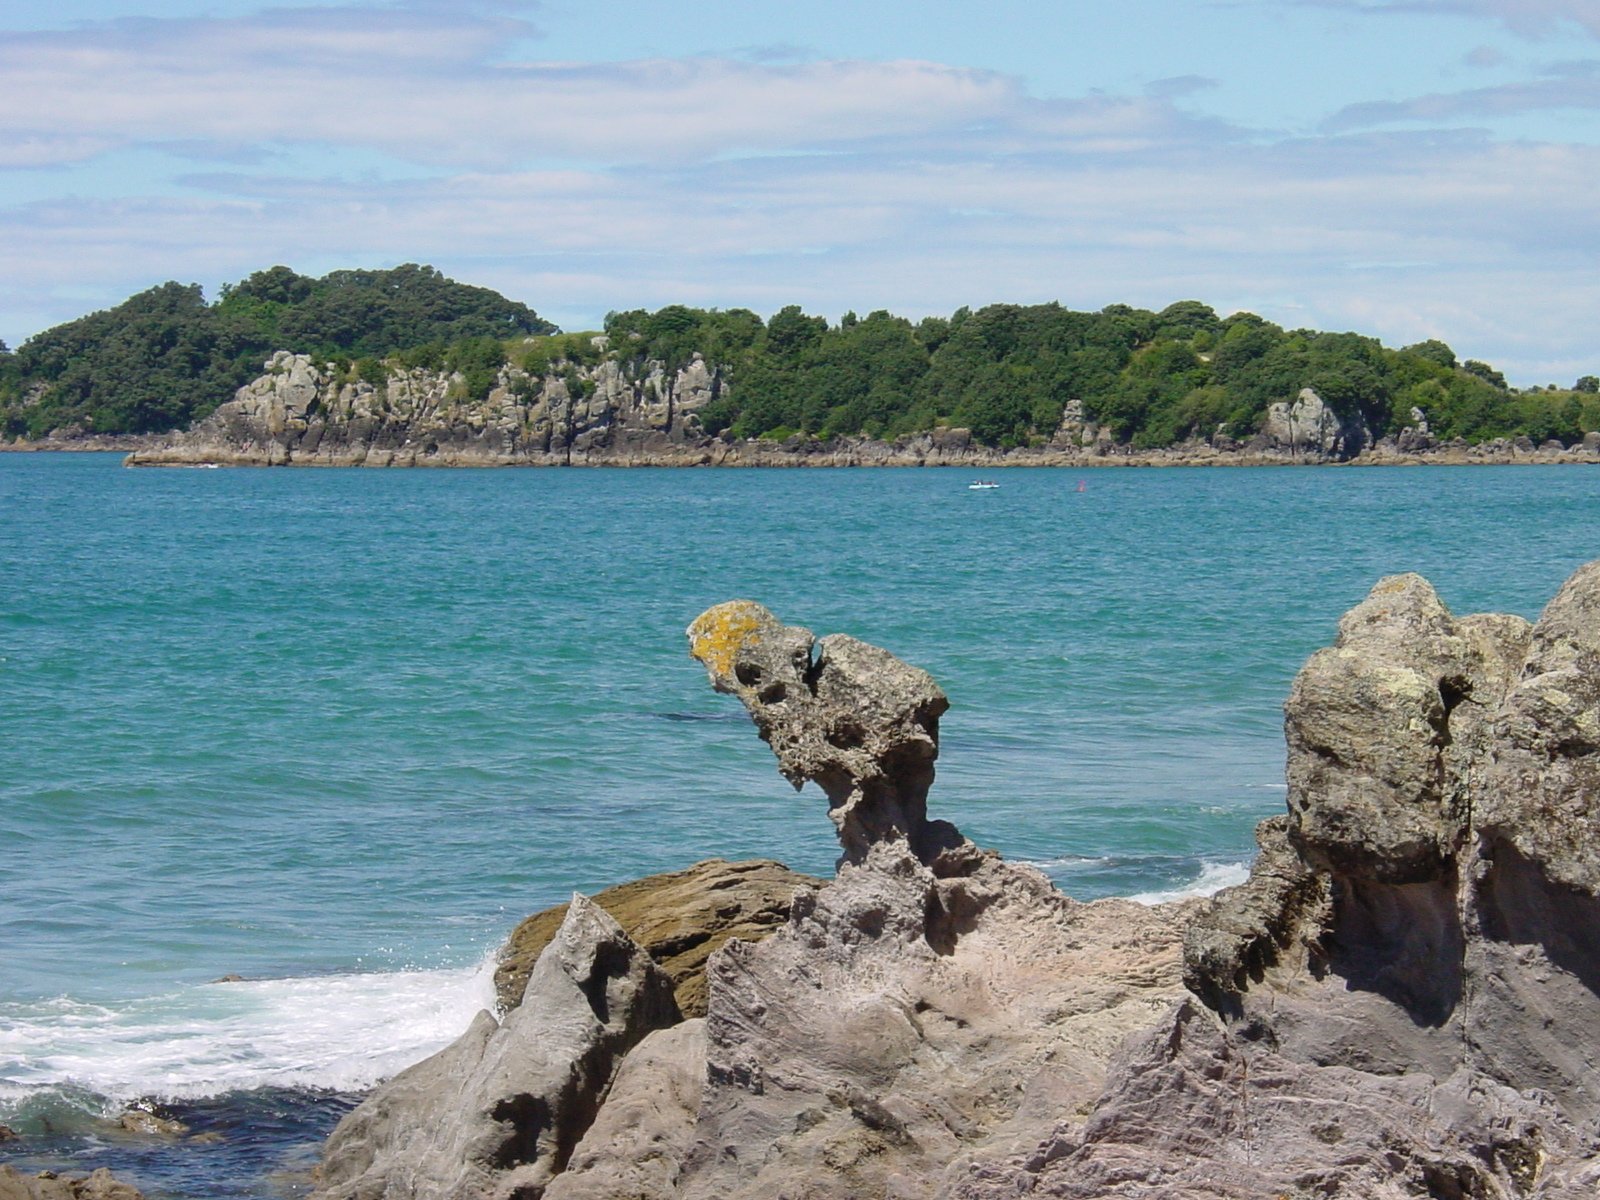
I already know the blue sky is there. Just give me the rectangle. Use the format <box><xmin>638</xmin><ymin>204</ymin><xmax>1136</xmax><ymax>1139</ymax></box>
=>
<box><xmin>2</xmin><ymin>0</ymin><xmax>1596</xmax><ymax>382</ymax></box>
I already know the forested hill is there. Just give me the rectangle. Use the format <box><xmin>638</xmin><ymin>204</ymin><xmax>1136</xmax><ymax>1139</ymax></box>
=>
<box><xmin>598</xmin><ymin>302</ymin><xmax>1599</xmax><ymax>450</ymax></box>
<box><xmin>0</xmin><ymin>265</ymin><xmax>553</xmax><ymax>437</ymax></box>
<box><xmin>5</xmin><ymin>281</ymin><xmax>1598</xmax><ymax>450</ymax></box>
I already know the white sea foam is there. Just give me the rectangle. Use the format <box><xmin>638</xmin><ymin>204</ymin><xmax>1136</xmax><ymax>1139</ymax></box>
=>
<box><xmin>0</xmin><ymin>954</ymin><xmax>497</xmax><ymax>1109</ymax></box>
<box><xmin>1128</xmin><ymin>860</ymin><xmax>1251</xmax><ymax>906</ymax></box>
<box><xmin>1022</xmin><ymin>854</ymin><xmax>1114</xmax><ymax>870</ymax></box>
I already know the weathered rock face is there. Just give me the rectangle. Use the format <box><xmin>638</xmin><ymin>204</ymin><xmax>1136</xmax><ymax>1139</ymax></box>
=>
<box><xmin>125</xmin><ymin>350</ymin><xmax>729</xmax><ymax>468</ymax></box>
<box><xmin>494</xmin><ymin>859</ymin><xmax>821</xmax><ymax>1018</ymax></box>
<box><xmin>673</xmin><ymin>603</ymin><xmax>1198</xmax><ymax>1199</ymax></box>
<box><xmin>541</xmin><ymin>1021</ymin><xmax>707</xmax><ymax>1200</ymax></box>
<box><xmin>1260</xmin><ymin>386</ymin><xmax>1373</xmax><ymax>459</ymax></box>
<box><xmin>314</xmin><ymin>895</ymin><xmax>679</xmax><ymax>1200</ymax></box>
<box><xmin>687</xmin><ymin>601</ymin><xmax>977</xmax><ymax>869</ymax></box>
<box><xmin>1059</xmin><ymin>561</ymin><xmax>1600</xmax><ymax>1198</ymax></box>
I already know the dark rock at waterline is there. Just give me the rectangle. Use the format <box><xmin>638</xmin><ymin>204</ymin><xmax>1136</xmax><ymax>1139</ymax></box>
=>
<box><xmin>115</xmin><ymin>1102</ymin><xmax>188</xmax><ymax>1139</ymax></box>
<box><xmin>495</xmin><ymin>859</ymin><xmax>820</xmax><ymax>1019</ymax></box>
<box><xmin>0</xmin><ymin>1167</ymin><xmax>143</xmax><ymax>1200</ymax></box>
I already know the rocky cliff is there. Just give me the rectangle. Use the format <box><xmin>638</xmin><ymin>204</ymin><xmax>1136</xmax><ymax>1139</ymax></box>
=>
<box><xmin>303</xmin><ymin>561</ymin><xmax>1600</xmax><ymax>1197</ymax></box>
<box><xmin>122</xmin><ymin>355</ymin><xmax>1600</xmax><ymax>468</ymax></box>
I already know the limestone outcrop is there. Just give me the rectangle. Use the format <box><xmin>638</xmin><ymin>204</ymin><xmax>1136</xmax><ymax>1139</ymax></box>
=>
<box><xmin>1259</xmin><ymin>386</ymin><xmax>1373</xmax><ymax>459</ymax></box>
<box><xmin>493</xmin><ymin>859</ymin><xmax>821</xmax><ymax>1019</ymax></box>
<box><xmin>124</xmin><ymin>350</ymin><xmax>728</xmax><ymax>468</ymax></box>
<box><xmin>312</xmin><ymin>566</ymin><xmax>1600</xmax><ymax>1198</ymax></box>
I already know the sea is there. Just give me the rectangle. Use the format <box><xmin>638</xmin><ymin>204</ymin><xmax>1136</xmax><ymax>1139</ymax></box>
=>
<box><xmin>2</xmin><ymin>452</ymin><xmax>1597</xmax><ymax>1197</ymax></box>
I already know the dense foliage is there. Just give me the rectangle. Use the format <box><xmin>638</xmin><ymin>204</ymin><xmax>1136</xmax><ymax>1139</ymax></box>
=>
<box><xmin>603</xmin><ymin>302</ymin><xmax>1600</xmax><ymax>450</ymax></box>
<box><xmin>5</xmin><ymin>280</ymin><xmax>1596</xmax><ymax>450</ymax></box>
<box><xmin>0</xmin><ymin>265</ymin><xmax>553</xmax><ymax>436</ymax></box>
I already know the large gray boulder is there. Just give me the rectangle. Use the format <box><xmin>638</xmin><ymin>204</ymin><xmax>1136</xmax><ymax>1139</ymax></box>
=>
<box><xmin>1261</xmin><ymin>386</ymin><xmax>1372</xmax><ymax>459</ymax></box>
<box><xmin>1055</xmin><ymin>561</ymin><xmax>1600</xmax><ymax>1198</ymax></box>
<box><xmin>314</xmin><ymin>895</ymin><xmax>678</xmax><ymax>1200</ymax></box>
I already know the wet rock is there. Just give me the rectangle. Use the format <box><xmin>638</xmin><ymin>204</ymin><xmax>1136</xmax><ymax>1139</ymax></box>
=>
<box><xmin>116</xmin><ymin>1101</ymin><xmax>188</xmax><ymax>1138</ymax></box>
<box><xmin>314</xmin><ymin>895</ymin><xmax>679</xmax><ymax>1200</ymax></box>
<box><xmin>0</xmin><ymin>1168</ymin><xmax>144</xmax><ymax>1200</ymax></box>
<box><xmin>494</xmin><ymin>859</ymin><xmax>820</xmax><ymax>1018</ymax></box>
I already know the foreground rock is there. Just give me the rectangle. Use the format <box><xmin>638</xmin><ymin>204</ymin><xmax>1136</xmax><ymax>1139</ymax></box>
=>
<box><xmin>0</xmin><ymin>1168</ymin><xmax>142</xmax><ymax>1200</ymax></box>
<box><xmin>1038</xmin><ymin>563</ymin><xmax>1600</xmax><ymax>1198</ymax></box>
<box><xmin>658</xmin><ymin>603</ymin><xmax>1194</xmax><ymax>1198</ymax></box>
<box><xmin>316</xmin><ymin>567</ymin><xmax>1600</xmax><ymax>1197</ymax></box>
<box><xmin>315</xmin><ymin>602</ymin><xmax>1197</xmax><ymax>1199</ymax></box>
<box><xmin>494</xmin><ymin>859</ymin><xmax>821</xmax><ymax>1018</ymax></box>
<box><xmin>315</xmin><ymin>896</ymin><xmax>678</xmax><ymax>1200</ymax></box>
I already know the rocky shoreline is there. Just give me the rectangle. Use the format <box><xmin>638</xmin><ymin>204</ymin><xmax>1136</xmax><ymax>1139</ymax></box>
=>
<box><xmin>2</xmin><ymin>434</ymin><xmax>165</xmax><ymax>455</ymax></box>
<box><xmin>103</xmin><ymin>351</ymin><xmax>1600</xmax><ymax>469</ymax></box>
<box><xmin>303</xmin><ymin>569</ymin><xmax>1600</xmax><ymax>1198</ymax></box>
<box><xmin>11</xmin><ymin>566</ymin><xmax>1600</xmax><ymax>1197</ymax></box>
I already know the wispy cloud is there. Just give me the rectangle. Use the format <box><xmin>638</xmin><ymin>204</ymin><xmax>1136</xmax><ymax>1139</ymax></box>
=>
<box><xmin>1326</xmin><ymin>58</ymin><xmax>1600</xmax><ymax>126</ymax></box>
<box><xmin>1310</xmin><ymin>0</ymin><xmax>1600</xmax><ymax>39</ymax></box>
<box><xmin>0</xmin><ymin>9</ymin><xmax>1045</xmax><ymax>168</ymax></box>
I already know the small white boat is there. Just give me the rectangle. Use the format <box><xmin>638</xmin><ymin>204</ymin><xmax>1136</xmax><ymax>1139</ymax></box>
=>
<box><xmin>968</xmin><ymin>480</ymin><xmax>1000</xmax><ymax>490</ymax></box>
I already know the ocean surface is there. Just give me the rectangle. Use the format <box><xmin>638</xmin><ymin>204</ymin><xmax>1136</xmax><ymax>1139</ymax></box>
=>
<box><xmin>3</xmin><ymin>452</ymin><xmax>1597</xmax><ymax>1196</ymax></box>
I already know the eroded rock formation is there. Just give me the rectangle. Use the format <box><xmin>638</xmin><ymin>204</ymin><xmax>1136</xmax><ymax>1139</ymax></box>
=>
<box><xmin>314</xmin><ymin>567</ymin><xmax>1600</xmax><ymax>1198</ymax></box>
<box><xmin>1050</xmin><ymin>564</ymin><xmax>1600</xmax><ymax>1198</ymax></box>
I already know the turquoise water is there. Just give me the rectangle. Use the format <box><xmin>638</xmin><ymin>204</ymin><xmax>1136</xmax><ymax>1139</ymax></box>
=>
<box><xmin>3</xmin><ymin>452</ymin><xmax>1598</xmax><ymax>1196</ymax></box>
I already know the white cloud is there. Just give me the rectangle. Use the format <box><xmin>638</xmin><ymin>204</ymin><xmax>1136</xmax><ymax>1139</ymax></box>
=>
<box><xmin>3</xmin><ymin>124</ymin><xmax>1596</xmax><ymax>383</ymax></box>
<box><xmin>0</xmin><ymin>9</ymin><xmax>1038</xmax><ymax>168</ymax></box>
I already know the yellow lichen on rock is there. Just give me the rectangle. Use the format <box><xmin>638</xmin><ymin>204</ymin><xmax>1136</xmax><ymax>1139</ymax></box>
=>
<box><xmin>687</xmin><ymin>601</ymin><xmax>772</xmax><ymax>680</ymax></box>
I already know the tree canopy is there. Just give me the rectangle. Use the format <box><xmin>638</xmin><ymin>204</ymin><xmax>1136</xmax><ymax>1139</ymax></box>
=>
<box><xmin>5</xmin><ymin>281</ymin><xmax>1596</xmax><ymax>450</ymax></box>
<box><xmin>1</xmin><ymin>265</ymin><xmax>553</xmax><ymax>436</ymax></box>
<box><xmin>604</xmin><ymin>302</ymin><xmax>1600</xmax><ymax>451</ymax></box>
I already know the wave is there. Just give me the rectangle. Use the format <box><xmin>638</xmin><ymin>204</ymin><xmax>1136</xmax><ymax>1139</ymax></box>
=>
<box><xmin>0</xmin><ymin>955</ymin><xmax>496</xmax><ymax>1117</ymax></box>
<box><xmin>1127</xmin><ymin>860</ymin><xmax>1251</xmax><ymax>905</ymax></box>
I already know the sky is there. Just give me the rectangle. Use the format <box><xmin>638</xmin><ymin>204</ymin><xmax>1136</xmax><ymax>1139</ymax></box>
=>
<box><xmin>1</xmin><ymin>0</ymin><xmax>1596</xmax><ymax>383</ymax></box>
